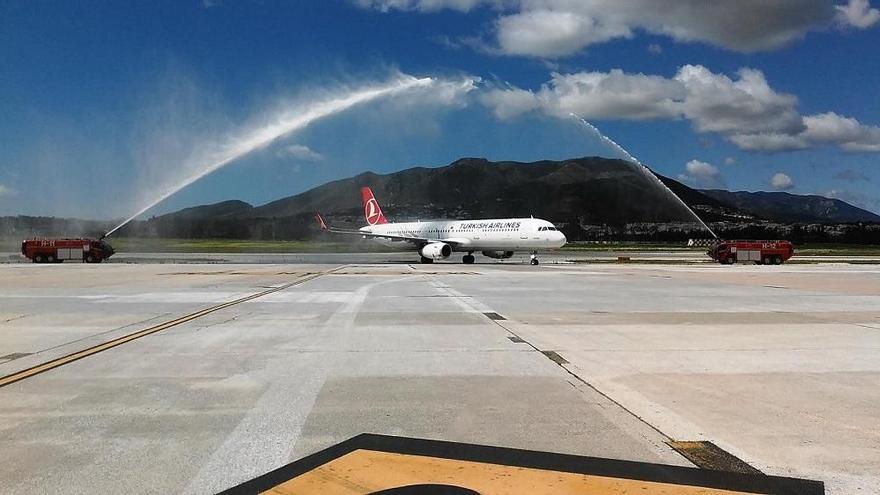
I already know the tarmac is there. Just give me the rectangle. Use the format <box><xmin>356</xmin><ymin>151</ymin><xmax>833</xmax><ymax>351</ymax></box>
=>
<box><xmin>1</xmin><ymin>257</ymin><xmax>878</xmax><ymax>493</ymax></box>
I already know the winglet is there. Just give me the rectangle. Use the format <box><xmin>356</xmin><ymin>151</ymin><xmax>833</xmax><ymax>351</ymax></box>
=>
<box><xmin>315</xmin><ymin>212</ymin><xmax>328</xmax><ymax>231</ymax></box>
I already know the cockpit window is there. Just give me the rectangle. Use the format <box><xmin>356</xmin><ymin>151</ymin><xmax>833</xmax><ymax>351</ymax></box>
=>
<box><xmin>540</xmin><ymin>226</ymin><xmax>557</xmax><ymax>231</ymax></box>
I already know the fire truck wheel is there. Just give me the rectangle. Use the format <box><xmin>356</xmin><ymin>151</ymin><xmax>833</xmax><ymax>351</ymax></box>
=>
<box><xmin>46</xmin><ymin>255</ymin><xmax>55</xmax><ymax>263</ymax></box>
<box><xmin>726</xmin><ymin>256</ymin><xmax>736</xmax><ymax>265</ymax></box>
<box><xmin>773</xmin><ymin>256</ymin><xmax>783</xmax><ymax>265</ymax></box>
<box><xmin>85</xmin><ymin>254</ymin><xmax>95</xmax><ymax>263</ymax></box>
<box><xmin>34</xmin><ymin>254</ymin><xmax>43</xmax><ymax>263</ymax></box>
<box><xmin>762</xmin><ymin>256</ymin><xmax>770</xmax><ymax>265</ymax></box>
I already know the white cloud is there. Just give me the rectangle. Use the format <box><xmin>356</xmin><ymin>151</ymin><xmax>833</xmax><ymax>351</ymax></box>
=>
<box><xmin>495</xmin><ymin>9</ymin><xmax>631</xmax><ymax>57</ymax></box>
<box><xmin>647</xmin><ymin>43</ymin><xmax>663</xmax><ymax>54</ymax></box>
<box><xmin>835</xmin><ymin>0</ymin><xmax>880</xmax><ymax>28</ymax></box>
<box><xmin>542</xmin><ymin>70</ymin><xmax>685</xmax><ymax>120</ymax></box>
<box><xmin>674</xmin><ymin>65</ymin><xmax>804</xmax><ymax>135</ymax></box>
<box><xmin>353</xmin><ymin>0</ymin><xmax>499</xmax><ymax>12</ymax></box>
<box><xmin>277</xmin><ymin>144</ymin><xmax>324</xmax><ymax>162</ymax></box>
<box><xmin>479</xmin><ymin>87</ymin><xmax>540</xmax><ymax>119</ymax></box>
<box><xmin>802</xmin><ymin>112</ymin><xmax>880</xmax><ymax>151</ymax></box>
<box><xmin>728</xmin><ymin>133</ymin><xmax>810</xmax><ymax>152</ymax></box>
<box><xmin>770</xmin><ymin>172</ymin><xmax>795</xmax><ymax>191</ymax></box>
<box><xmin>0</xmin><ymin>184</ymin><xmax>17</xmax><ymax>198</ymax></box>
<box><xmin>482</xmin><ymin>69</ymin><xmax>684</xmax><ymax>121</ymax></box>
<box><xmin>678</xmin><ymin>159</ymin><xmax>725</xmax><ymax>188</ymax></box>
<box><xmin>480</xmin><ymin>65</ymin><xmax>880</xmax><ymax>153</ymax></box>
<box><xmin>357</xmin><ymin>0</ymin><xmax>873</xmax><ymax>56</ymax></box>
<box><xmin>724</xmin><ymin>156</ymin><xmax>736</xmax><ymax>165</ymax></box>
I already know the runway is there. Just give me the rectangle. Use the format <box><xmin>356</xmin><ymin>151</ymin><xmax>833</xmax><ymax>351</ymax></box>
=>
<box><xmin>1</xmin><ymin>261</ymin><xmax>878</xmax><ymax>493</ymax></box>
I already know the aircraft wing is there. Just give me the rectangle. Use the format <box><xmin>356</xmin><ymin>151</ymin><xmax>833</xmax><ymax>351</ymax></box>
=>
<box><xmin>315</xmin><ymin>213</ymin><xmax>465</xmax><ymax>247</ymax></box>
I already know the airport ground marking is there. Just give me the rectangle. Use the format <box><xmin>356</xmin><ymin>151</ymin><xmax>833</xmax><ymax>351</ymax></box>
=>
<box><xmin>220</xmin><ymin>434</ymin><xmax>824</xmax><ymax>494</ymax></box>
<box><xmin>0</xmin><ymin>266</ymin><xmax>346</xmax><ymax>389</ymax></box>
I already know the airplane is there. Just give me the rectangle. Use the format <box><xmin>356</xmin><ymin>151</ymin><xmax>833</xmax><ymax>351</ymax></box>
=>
<box><xmin>316</xmin><ymin>187</ymin><xmax>567</xmax><ymax>265</ymax></box>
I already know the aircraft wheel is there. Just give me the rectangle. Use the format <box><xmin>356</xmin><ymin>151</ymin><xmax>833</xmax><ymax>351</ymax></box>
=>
<box><xmin>420</xmin><ymin>256</ymin><xmax>434</xmax><ymax>264</ymax></box>
<box><xmin>463</xmin><ymin>255</ymin><xmax>475</xmax><ymax>264</ymax></box>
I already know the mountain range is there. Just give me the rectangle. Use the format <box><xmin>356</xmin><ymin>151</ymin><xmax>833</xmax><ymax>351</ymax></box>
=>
<box><xmin>153</xmin><ymin>157</ymin><xmax>880</xmax><ymax>226</ymax></box>
<box><xmin>4</xmin><ymin>157</ymin><xmax>878</xmax><ymax>244</ymax></box>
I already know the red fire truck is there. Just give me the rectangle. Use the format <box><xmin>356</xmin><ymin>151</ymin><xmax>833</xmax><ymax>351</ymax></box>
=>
<box><xmin>707</xmin><ymin>240</ymin><xmax>794</xmax><ymax>265</ymax></box>
<box><xmin>21</xmin><ymin>238</ymin><xmax>115</xmax><ymax>264</ymax></box>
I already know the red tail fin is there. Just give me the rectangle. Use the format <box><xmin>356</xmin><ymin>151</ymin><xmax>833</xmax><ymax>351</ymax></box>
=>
<box><xmin>360</xmin><ymin>187</ymin><xmax>387</xmax><ymax>225</ymax></box>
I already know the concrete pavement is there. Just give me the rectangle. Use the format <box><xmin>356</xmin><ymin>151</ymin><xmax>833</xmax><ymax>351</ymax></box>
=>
<box><xmin>1</xmin><ymin>262</ymin><xmax>878</xmax><ymax>493</ymax></box>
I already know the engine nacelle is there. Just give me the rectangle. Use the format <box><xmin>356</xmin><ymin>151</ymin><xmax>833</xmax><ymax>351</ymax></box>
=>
<box><xmin>421</xmin><ymin>242</ymin><xmax>452</xmax><ymax>260</ymax></box>
<box><xmin>482</xmin><ymin>250</ymin><xmax>514</xmax><ymax>259</ymax></box>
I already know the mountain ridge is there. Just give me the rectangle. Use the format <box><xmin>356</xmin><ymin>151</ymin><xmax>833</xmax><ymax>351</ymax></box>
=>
<box><xmin>155</xmin><ymin>157</ymin><xmax>879</xmax><ymax>225</ymax></box>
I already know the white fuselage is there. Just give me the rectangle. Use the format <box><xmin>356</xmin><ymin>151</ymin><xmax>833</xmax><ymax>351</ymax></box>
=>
<box><xmin>360</xmin><ymin>217</ymin><xmax>566</xmax><ymax>251</ymax></box>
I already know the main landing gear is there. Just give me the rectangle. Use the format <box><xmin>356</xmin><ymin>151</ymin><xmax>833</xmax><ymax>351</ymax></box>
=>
<box><xmin>530</xmin><ymin>251</ymin><xmax>539</xmax><ymax>266</ymax></box>
<box><xmin>420</xmin><ymin>256</ymin><xmax>434</xmax><ymax>264</ymax></box>
<box><xmin>462</xmin><ymin>253</ymin><xmax>475</xmax><ymax>264</ymax></box>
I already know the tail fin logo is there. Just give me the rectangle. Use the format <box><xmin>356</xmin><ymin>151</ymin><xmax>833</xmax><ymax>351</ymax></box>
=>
<box><xmin>361</xmin><ymin>187</ymin><xmax>387</xmax><ymax>225</ymax></box>
<box><xmin>365</xmin><ymin>198</ymin><xmax>382</xmax><ymax>225</ymax></box>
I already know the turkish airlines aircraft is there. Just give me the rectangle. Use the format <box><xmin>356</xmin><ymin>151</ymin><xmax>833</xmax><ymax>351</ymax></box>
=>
<box><xmin>316</xmin><ymin>187</ymin><xmax>566</xmax><ymax>264</ymax></box>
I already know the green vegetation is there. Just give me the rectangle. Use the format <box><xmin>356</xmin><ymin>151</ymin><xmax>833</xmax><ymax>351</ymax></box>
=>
<box><xmin>4</xmin><ymin>236</ymin><xmax>879</xmax><ymax>257</ymax></box>
<box><xmin>561</xmin><ymin>241</ymin><xmax>880</xmax><ymax>256</ymax></box>
<box><xmin>792</xmin><ymin>243</ymin><xmax>880</xmax><ymax>256</ymax></box>
<box><xmin>104</xmin><ymin>237</ymin><xmax>390</xmax><ymax>253</ymax></box>
<box><xmin>560</xmin><ymin>242</ymin><xmax>704</xmax><ymax>252</ymax></box>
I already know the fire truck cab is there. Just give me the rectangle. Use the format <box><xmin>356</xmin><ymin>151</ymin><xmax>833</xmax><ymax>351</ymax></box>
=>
<box><xmin>708</xmin><ymin>240</ymin><xmax>793</xmax><ymax>265</ymax></box>
<box><xmin>21</xmin><ymin>238</ymin><xmax>115</xmax><ymax>264</ymax></box>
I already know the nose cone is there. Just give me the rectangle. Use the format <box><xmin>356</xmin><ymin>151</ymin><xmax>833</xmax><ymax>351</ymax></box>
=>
<box><xmin>554</xmin><ymin>231</ymin><xmax>567</xmax><ymax>248</ymax></box>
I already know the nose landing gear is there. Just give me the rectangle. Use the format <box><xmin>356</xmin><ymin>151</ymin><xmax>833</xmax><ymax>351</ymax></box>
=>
<box><xmin>530</xmin><ymin>252</ymin><xmax>539</xmax><ymax>265</ymax></box>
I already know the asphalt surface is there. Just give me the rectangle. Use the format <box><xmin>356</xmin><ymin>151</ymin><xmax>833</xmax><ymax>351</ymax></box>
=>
<box><xmin>1</xmin><ymin>260</ymin><xmax>879</xmax><ymax>493</ymax></box>
<box><xmin>4</xmin><ymin>250</ymin><xmax>880</xmax><ymax>265</ymax></box>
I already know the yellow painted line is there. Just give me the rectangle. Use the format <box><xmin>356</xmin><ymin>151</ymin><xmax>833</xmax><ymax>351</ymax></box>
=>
<box><xmin>0</xmin><ymin>267</ymin><xmax>342</xmax><ymax>388</ymax></box>
<box><xmin>263</xmin><ymin>449</ymin><xmax>763</xmax><ymax>495</ymax></box>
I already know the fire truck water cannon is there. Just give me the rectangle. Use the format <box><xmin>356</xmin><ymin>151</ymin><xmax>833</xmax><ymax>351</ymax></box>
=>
<box><xmin>21</xmin><ymin>238</ymin><xmax>115</xmax><ymax>264</ymax></box>
<box><xmin>707</xmin><ymin>240</ymin><xmax>794</xmax><ymax>265</ymax></box>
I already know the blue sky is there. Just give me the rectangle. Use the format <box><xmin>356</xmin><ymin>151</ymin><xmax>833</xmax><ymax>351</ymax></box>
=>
<box><xmin>1</xmin><ymin>0</ymin><xmax>879</xmax><ymax>219</ymax></box>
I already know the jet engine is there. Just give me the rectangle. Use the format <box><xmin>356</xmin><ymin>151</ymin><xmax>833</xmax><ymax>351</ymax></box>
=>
<box><xmin>421</xmin><ymin>242</ymin><xmax>452</xmax><ymax>260</ymax></box>
<box><xmin>482</xmin><ymin>250</ymin><xmax>514</xmax><ymax>259</ymax></box>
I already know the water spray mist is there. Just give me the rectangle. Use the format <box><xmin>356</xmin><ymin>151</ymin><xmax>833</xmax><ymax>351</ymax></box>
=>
<box><xmin>570</xmin><ymin>114</ymin><xmax>718</xmax><ymax>239</ymax></box>
<box><xmin>105</xmin><ymin>74</ymin><xmax>436</xmax><ymax>238</ymax></box>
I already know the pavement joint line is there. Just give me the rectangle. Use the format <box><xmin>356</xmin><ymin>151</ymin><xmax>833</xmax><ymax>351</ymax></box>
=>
<box><xmin>489</xmin><ymin>317</ymin><xmax>676</xmax><ymax>443</ymax></box>
<box><xmin>494</xmin><ymin>319</ymin><xmax>766</xmax><ymax>474</ymax></box>
<box><xmin>0</xmin><ymin>265</ymin><xmax>346</xmax><ymax>389</ymax></box>
<box><xmin>21</xmin><ymin>312</ymin><xmax>175</xmax><ymax>357</ymax></box>
<box><xmin>425</xmin><ymin>276</ymin><xmax>683</xmax><ymax>447</ymax></box>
